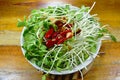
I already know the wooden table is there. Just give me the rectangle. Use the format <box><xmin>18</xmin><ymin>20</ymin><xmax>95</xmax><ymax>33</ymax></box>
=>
<box><xmin>0</xmin><ymin>0</ymin><xmax>120</xmax><ymax>80</ymax></box>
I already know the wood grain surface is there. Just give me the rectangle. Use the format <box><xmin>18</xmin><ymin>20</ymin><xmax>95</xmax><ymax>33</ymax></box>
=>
<box><xmin>0</xmin><ymin>0</ymin><xmax>120</xmax><ymax>45</ymax></box>
<box><xmin>0</xmin><ymin>0</ymin><xmax>120</xmax><ymax>80</ymax></box>
<box><xmin>0</xmin><ymin>42</ymin><xmax>120</xmax><ymax>80</ymax></box>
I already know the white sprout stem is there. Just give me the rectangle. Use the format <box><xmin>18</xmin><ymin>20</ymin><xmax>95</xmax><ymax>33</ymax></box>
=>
<box><xmin>43</xmin><ymin>37</ymin><xmax>47</xmax><ymax>42</ymax></box>
<box><xmin>101</xmin><ymin>24</ymin><xmax>109</xmax><ymax>28</ymax></box>
<box><xmin>41</xmin><ymin>45</ymin><xmax>57</xmax><ymax>68</ymax></box>
<box><xmin>73</xmin><ymin>50</ymin><xmax>84</xmax><ymax>64</ymax></box>
<box><xmin>28</xmin><ymin>11</ymin><xmax>47</xmax><ymax>19</ymax></box>
<box><xmin>36</xmin><ymin>26</ymin><xmax>42</xmax><ymax>38</ymax></box>
<box><xmin>72</xmin><ymin>62</ymin><xmax>84</xmax><ymax>80</ymax></box>
<box><xmin>73</xmin><ymin>47</ymin><xmax>88</xmax><ymax>69</ymax></box>
<box><xmin>70</xmin><ymin>53</ymin><xmax>74</xmax><ymax>67</ymax></box>
<box><xmin>57</xmin><ymin>5</ymin><xmax>68</xmax><ymax>13</ymax></box>
<box><xmin>63</xmin><ymin>10</ymin><xmax>81</xmax><ymax>27</ymax></box>
<box><xmin>48</xmin><ymin>15</ymin><xmax>67</xmax><ymax>18</ymax></box>
<box><xmin>81</xmin><ymin>51</ymin><xmax>85</xmax><ymax>61</ymax></box>
<box><xmin>47</xmin><ymin>46</ymin><xmax>62</xmax><ymax>73</ymax></box>
<box><xmin>79</xmin><ymin>23</ymin><xmax>100</xmax><ymax>39</ymax></box>
<box><xmin>83</xmin><ymin>47</ymin><xmax>94</xmax><ymax>60</ymax></box>
<box><xmin>79</xmin><ymin>70</ymin><xmax>84</xmax><ymax>80</ymax></box>
<box><xmin>62</xmin><ymin>43</ymin><xmax>83</xmax><ymax>57</ymax></box>
<box><xmin>63</xmin><ymin>43</ymin><xmax>89</xmax><ymax>69</ymax></box>
<box><xmin>79</xmin><ymin>14</ymin><xmax>98</xmax><ymax>27</ymax></box>
<box><xmin>67</xmin><ymin>45</ymin><xmax>83</xmax><ymax>57</ymax></box>
<box><xmin>87</xmin><ymin>26</ymin><xmax>97</xmax><ymax>35</ymax></box>
<box><xmin>74</xmin><ymin>22</ymin><xmax>77</xmax><ymax>40</ymax></box>
<box><xmin>82</xmin><ymin>2</ymin><xmax>96</xmax><ymax>19</ymax></box>
<box><xmin>52</xmin><ymin>6</ymin><xmax>58</xmax><ymax>15</ymax></box>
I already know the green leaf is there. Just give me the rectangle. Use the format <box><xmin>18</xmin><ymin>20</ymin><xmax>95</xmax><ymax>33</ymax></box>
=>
<box><xmin>84</xmin><ymin>53</ymin><xmax>89</xmax><ymax>60</ymax></box>
<box><xmin>40</xmin><ymin>8</ymin><xmax>45</xmax><ymax>11</ymax></box>
<box><xmin>76</xmin><ymin>14</ymin><xmax>83</xmax><ymax>20</ymax></box>
<box><xmin>65</xmin><ymin>4</ymin><xmax>70</xmax><ymax>10</ymax></box>
<box><xmin>43</xmin><ymin>21</ymin><xmax>50</xmax><ymax>30</ymax></box>
<box><xmin>56</xmin><ymin>66</ymin><xmax>62</xmax><ymax>72</ymax></box>
<box><xmin>44</xmin><ymin>58</ymin><xmax>50</xmax><ymax>66</ymax></box>
<box><xmin>25</xmin><ymin>52</ymin><xmax>32</xmax><ymax>60</ymax></box>
<box><xmin>100</xmin><ymin>28</ymin><xmax>109</xmax><ymax>33</ymax></box>
<box><xmin>37</xmin><ymin>61</ymin><xmax>42</xmax><ymax>66</ymax></box>
<box><xmin>97</xmin><ymin>33</ymin><xmax>104</xmax><ymax>38</ymax></box>
<box><xmin>89</xmin><ymin>43</ymin><xmax>97</xmax><ymax>53</ymax></box>
<box><xmin>80</xmin><ymin>5</ymin><xmax>89</xmax><ymax>12</ymax></box>
<box><xmin>31</xmin><ymin>9</ymin><xmax>37</xmax><ymax>13</ymax></box>
<box><xmin>40</xmin><ymin>31</ymin><xmax>46</xmax><ymax>39</ymax></box>
<box><xmin>86</xmin><ymin>36</ymin><xmax>95</xmax><ymax>41</ymax></box>
<box><xmin>23</xmin><ymin>28</ymin><xmax>29</xmax><ymax>36</ymax></box>
<box><xmin>40</xmin><ymin>44</ymin><xmax>47</xmax><ymax>50</ymax></box>
<box><xmin>42</xmin><ymin>74</ymin><xmax>46</xmax><ymax>80</ymax></box>
<box><xmin>26</xmin><ymin>43</ymin><xmax>35</xmax><ymax>50</ymax></box>
<box><xmin>17</xmin><ymin>16</ymin><xmax>27</xmax><ymax>27</ymax></box>
<box><xmin>30</xmin><ymin>58</ymin><xmax>38</xmax><ymax>64</ymax></box>
<box><xmin>17</xmin><ymin>19</ymin><xmax>26</xmax><ymax>27</ymax></box>
<box><xmin>109</xmin><ymin>34</ymin><xmax>117</xmax><ymax>42</ymax></box>
<box><xmin>52</xmin><ymin>24</ymin><xmax>58</xmax><ymax>31</ymax></box>
<box><xmin>24</xmin><ymin>33</ymin><xmax>36</xmax><ymax>41</ymax></box>
<box><xmin>48</xmin><ymin>6</ymin><xmax>54</xmax><ymax>9</ymax></box>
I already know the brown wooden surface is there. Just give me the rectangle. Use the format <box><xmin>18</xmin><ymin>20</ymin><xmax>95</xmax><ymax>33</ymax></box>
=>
<box><xmin>0</xmin><ymin>0</ymin><xmax>120</xmax><ymax>45</ymax></box>
<box><xmin>0</xmin><ymin>0</ymin><xmax>120</xmax><ymax>80</ymax></box>
<box><xmin>0</xmin><ymin>42</ymin><xmax>120</xmax><ymax>80</ymax></box>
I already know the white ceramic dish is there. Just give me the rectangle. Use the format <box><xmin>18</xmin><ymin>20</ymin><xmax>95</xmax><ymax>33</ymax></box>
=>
<box><xmin>20</xmin><ymin>28</ymin><xmax>101</xmax><ymax>75</ymax></box>
<box><xmin>20</xmin><ymin>5</ymin><xmax>102</xmax><ymax>75</ymax></box>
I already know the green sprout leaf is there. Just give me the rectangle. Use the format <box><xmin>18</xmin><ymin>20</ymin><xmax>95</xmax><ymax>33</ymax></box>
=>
<box><xmin>17</xmin><ymin>19</ymin><xmax>26</xmax><ymax>27</ymax></box>
<box><xmin>109</xmin><ymin>34</ymin><xmax>117</xmax><ymax>42</ymax></box>
<box><xmin>41</xmin><ymin>74</ymin><xmax>46</xmax><ymax>80</ymax></box>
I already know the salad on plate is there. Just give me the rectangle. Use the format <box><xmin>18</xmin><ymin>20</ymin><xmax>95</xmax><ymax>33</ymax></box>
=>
<box><xmin>18</xmin><ymin>3</ymin><xmax>116</xmax><ymax>80</ymax></box>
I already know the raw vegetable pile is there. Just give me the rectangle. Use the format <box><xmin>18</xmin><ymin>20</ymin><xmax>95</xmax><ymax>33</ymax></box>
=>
<box><xmin>18</xmin><ymin>4</ymin><xmax>116</xmax><ymax>74</ymax></box>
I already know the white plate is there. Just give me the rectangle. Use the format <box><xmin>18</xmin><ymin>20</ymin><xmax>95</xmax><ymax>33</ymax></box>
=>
<box><xmin>20</xmin><ymin>5</ymin><xmax>102</xmax><ymax>75</ymax></box>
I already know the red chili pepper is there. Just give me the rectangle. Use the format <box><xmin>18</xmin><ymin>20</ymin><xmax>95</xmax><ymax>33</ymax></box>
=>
<box><xmin>66</xmin><ymin>32</ymin><xmax>73</xmax><ymax>38</ymax></box>
<box><xmin>46</xmin><ymin>39</ymin><xmax>55</xmax><ymax>48</ymax></box>
<box><xmin>65</xmin><ymin>23</ymin><xmax>73</xmax><ymax>28</ymax></box>
<box><xmin>52</xmin><ymin>32</ymin><xmax>59</xmax><ymax>38</ymax></box>
<box><xmin>60</xmin><ymin>30</ymin><xmax>72</xmax><ymax>37</ymax></box>
<box><xmin>52</xmin><ymin>34</ymin><xmax>63</xmax><ymax>44</ymax></box>
<box><xmin>45</xmin><ymin>28</ymin><xmax>54</xmax><ymax>39</ymax></box>
<box><xmin>57</xmin><ymin>38</ymin><xmax>67</xmax><ymax>45</ymax></box>
<box><xmin>55</xmin><ymin>20</ymin><xmax>64</xmax><ymax>28</ymax></box>
<box><xmin>45</xmin><ymin>21</ymin><xmax>74</xmax><ymax>48</ymax></box>
<box><xmin>52</xmin><ymin>38</ymin><xmax>58</xmax><ymax>44</ymax></box>
<box><xmin>53</xmin><ymin>34</ymin><xmax>62</xmax><ymax>41</ymax></box>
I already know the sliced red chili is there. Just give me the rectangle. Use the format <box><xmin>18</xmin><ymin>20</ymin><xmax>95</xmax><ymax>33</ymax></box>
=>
<box><xmin>65</xmin><ymin>23</ymin><xmax>73</xmax><ymax>28</ymax></box>
<box><xmin>52</xmin><ymin>38</ymin><xmax>58</xmax><ymax>44</ymax></box>
<box><xmin>57</xmin><ymin>38</ymin><xmax>67</xmax><ymax>45</ymax></box>
<box><xmin>55</xmin><ymin>20</ymin><xmax>64</xmax><ymax>28</ymax></box>
<box><xmin>45</xmin><ymin>27</ymin><xmax>54</xmax><ymax>39</ymax></box>
<box><xmin>45</xmin><ymin>20</ymin><xmax>75</xmax><ymax>48</ymax></box>
<box><xmin>60</xmin><ymin>30</ymin><xmax>72</xmax><ymax>37</ymax></box>
<box><xmin>56</xmin><ymin>34</ymin><xmax>63</xmax><ymax>39</ymax></box>
<box><xmin>66</xmin><ymin>32</ymin><xmax>73</xmax><ymax>38</ymax></box>
<box><xmin>46</xmin><ymin>39</ymin><xmax>55</xmax><ymax>48</ymax></box>
<box><xmin>52</xmin><ymin>32</ymin><xmax>59</xmax><ymax>38</ymax></box>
